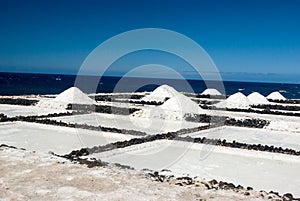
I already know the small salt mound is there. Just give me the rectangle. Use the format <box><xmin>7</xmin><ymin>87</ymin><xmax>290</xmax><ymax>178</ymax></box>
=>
<box><xmin>133</xmin><ymin>92</ymin><xmax>204</xmax><ymax>121</ymax></box>
<box><xmin>201</xmin><ymin>88</ymin><xmax>222</xmax><ymax>96</ymax></box>
<box><xmin>215</xmin><ymin>92</ymin><xmax>251</xmax><ymax>109</ymax></box>
<box><xmin>267</xmin><ymin>91</ymin><xmax>287</xmax><ymax>100</ymax></box>
<box><xmin>141</xmin><ymin>85</ymin><xmax>179</xmax><ymax>102</ymax></box>
<box><xmin>37</xmin><ymin>87</ymin><xmax>95</xmax><ymax>109</ymax></box>
<box><xmin>247</xmin><ymin>92</ymin><xmax>269</xmax><ymax>104</ymax></box>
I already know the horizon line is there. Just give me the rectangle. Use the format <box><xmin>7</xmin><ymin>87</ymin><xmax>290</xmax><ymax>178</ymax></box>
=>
<box><xmin>0</xmin><ymin>70</ymin><xmax>299</xmax><ymax>85</ymax></box>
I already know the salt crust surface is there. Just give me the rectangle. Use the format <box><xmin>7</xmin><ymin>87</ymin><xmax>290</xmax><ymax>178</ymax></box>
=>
<box><xmin>0</xmin><ymin>148</ymin><xmax>265</xmax><ymax>201</ymax></box>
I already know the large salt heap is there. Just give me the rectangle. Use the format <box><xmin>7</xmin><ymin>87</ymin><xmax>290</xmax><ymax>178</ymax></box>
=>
<box><xmin>247</xmin><ymin>92</ymin><xmax>269</xmax><ymax>105</ymax></box>
<box><xmin>36</xmin><ymin>87</ymin><xmax>96</xmax><ymax>109</ymax></box>
<box><xmin>160</xmin><ymin>93</ymin><xmax>203</xmax><ymax>113</ymax></box>
<box><xmin>267</xmin><ymin>91</ymin><xmax>287</xmax><ymax>100</ymax></box>
<box><xmin>133</xmin><ymin>85</ymin><xmax>204</xmax><ymax>120</ymax></box>
<box><xmin>215</xmin><ymin>92</ymin><xmax>251</xmax><ymax>109</ymax></box>
<box><xmin>141</xmin><ymin>85</ymin><xmax>179</xmax><ymax>102</ymax></box>
<box><xmin>201</xmin><ymin>88</ymin><xmax>222</xmax><ymax>96</ymax></box>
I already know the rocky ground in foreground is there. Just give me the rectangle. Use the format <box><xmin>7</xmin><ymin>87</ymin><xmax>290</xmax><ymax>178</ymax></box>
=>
<box><xmin>0</xmin><ymin>147</ymin><xmax>275</xmax><ymax>201</ymax></box>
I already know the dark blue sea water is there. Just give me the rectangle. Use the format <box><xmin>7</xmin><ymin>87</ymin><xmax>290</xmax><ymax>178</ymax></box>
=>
<box><xmin>0</xmin><ymin>72</ymin><xmax>299</xmax><ymax>99</ymax></box>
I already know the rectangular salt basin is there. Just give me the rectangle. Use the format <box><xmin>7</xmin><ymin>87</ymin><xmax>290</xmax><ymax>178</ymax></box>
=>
<box><xmin>92</xmin><ymin>140</ymin><xmax>300</xmax><ymax>197</ymax></box>
<box><xmin>53</xmin><ymin>113</ymin><xmax>206</xmax><ymax>134</ymax></box>
<box><xmin>182</xmin><ymin>126</ymin><xmax>300</xmax><ymax>150</ymax></box>
<box><xmin>0</xmin><ymin>104</ymin><xmax>66</xmax><ymax>117</ymax></box>
<box><xmin>0</xmin><ymin>122</ymin><xmax>134</xmax><ymax>155</ymax></box>
<box><xmin>206</xmin><ymin>109</ymin><xmax>300</xmax><ymax>124</ymax></box>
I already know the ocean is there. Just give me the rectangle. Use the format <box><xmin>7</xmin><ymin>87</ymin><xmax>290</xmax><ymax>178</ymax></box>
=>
<box><xmin>0</xmin><ymin>72</ymin><xmax>299</xmax><ymax>99</ymax></box>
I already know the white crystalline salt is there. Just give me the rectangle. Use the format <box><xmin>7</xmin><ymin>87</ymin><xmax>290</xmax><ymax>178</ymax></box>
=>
<box><xmin>247</xmin><ymin>92</ymin><xmax>269</xmax><ymax>104</ymax></box>
<box><xmin>133</xmin><ymin>86</ymin><xmax>204</xmax><ymax>121</ymax></box>
<box><xmin>141</xmin><ymin>85</ymin><xmax>179</xmax><ymax>102</ymax></box>
<box><xmin>201</xmin><ymin>88</ymin><xmax>222</xmax><ymax>96</ymax></box>
<box><xmin>36</xmin><ymin>87</ymin><xmax>95</xmax><ymax>109</ymax></box>
<box><xmin>215</xmin><ymin>92</ymin><xmax>251</xmax><ymax>109</ymax></box>
<box><xmin>226</xmin><ymin>92</ymin><xmax>249</xmax><ymax>103</ymax></box>
<box><xmin>160</xmin><ymin>93</ymin><xmax>202</xmax><ymax>113</ymax></box>
<box><xmin>54</xmin><ymin>87</ymin><xmax>95</xmax><ymax>104</ymax></box>
<box><xmin>266</xmin><ymin>91</ymin><xmax>287</xmax><ymax>100</ymax></box>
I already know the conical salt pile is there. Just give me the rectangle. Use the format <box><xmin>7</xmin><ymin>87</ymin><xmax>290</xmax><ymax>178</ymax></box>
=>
<box><xmin>267</xmin><ymin>91</ymin><xmax>287</xmax><ymax>100</ymax></box>
<box><xmin>133</xmin><ymin>85</ymin><xmax>204</xmax><ymax>120</ymax></box>
<box><xmin>54</xmin><ymin>87</ymin><xmax>95</xmax><ymax>104</ymax></box>
<box><xmin>36</xmin><ymin>87</ymin><xmax>95</xmax><ymax>109</ymax></box>
<box><xmin>201</xmin><ymin>88</ymin><xmax>222</xmax><ymax>96</ymax></box>
<box><xmin>247</xmin><ymin>92</ymin><xmax>269</xmax><ymax>104</ymax></box>
<box><xmin>141</xmin><ymin>85</ymin><xmax>179</xmax><ymax>102</ymax></box>
<box><xmin>161</xmin><ymin>93</ymin><xmax>204</xmax><ymax>113</ymax></box>
<box><xmin>215</xmin><ymin>92</ymin><xmax>251</xmax><ymax>109</ymax></box>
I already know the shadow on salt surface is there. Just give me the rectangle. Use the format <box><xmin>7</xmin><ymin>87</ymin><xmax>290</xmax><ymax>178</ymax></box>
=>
<box><xmin>52</xmin><ymin>113</ymin><xmax>207</xmax><ymax>135</ymax></box>
<box><xmin>0</xmin><ymin>122</ymin><xmax>135</xmax><ymax>155</ymax></box>
<box><xmin>182</xmin><ymin>126</ymin><xmax>300</xmax><ymax>150</ymax></box>
<box><xmin>91</xmin><ymin>140</ymin><xmax>300</xmax><ymax>197</ymax></box>
<box><xmin>0</xmin><ymin>104</ymin><xmax>66</xmax><ymax>117</ymax></box>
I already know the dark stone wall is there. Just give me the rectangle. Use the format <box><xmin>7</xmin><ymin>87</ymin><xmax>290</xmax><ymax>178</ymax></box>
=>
<box><xmin>0</xmin><ymin>98</ymin><xmax>38</xmax><ymax>106</ymax></box>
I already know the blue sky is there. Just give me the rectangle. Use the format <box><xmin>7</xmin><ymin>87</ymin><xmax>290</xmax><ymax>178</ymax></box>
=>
<box><xmin>0</xmin><ymin>0</ymin><xmax>299</xmax><ymax>83</ymax></box>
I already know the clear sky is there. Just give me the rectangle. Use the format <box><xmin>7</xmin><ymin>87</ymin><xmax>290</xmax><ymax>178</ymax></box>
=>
<box><xmin>0</xmin><ymin>0</ymin><xmax>299</xmax><ymax>83</ymax></box>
